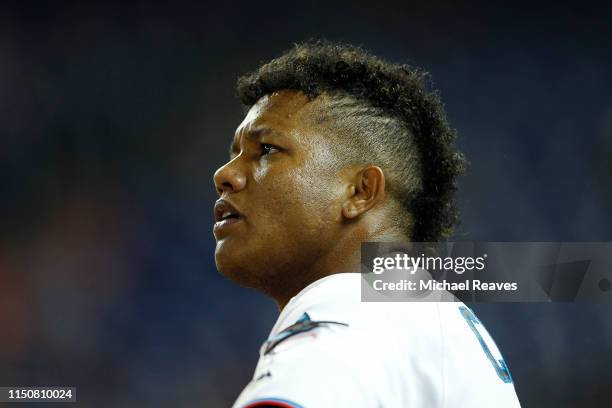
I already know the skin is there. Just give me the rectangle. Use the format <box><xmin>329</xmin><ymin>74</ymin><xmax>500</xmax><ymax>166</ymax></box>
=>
<box><xmin>213</xmin><ymin>89</ymin><xmax>408</xmax><ymax>309</ymax></box>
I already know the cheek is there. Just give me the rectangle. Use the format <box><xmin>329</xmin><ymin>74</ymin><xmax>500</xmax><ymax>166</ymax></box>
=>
<box><xmin>250</xmin><ymin>153</ymin><xmax>343</xmax><ymax>236</ymax></box>
<box><xmin>251</xmin><ymin>165</ymin><xmax>297</xmax><ymax>220</ymax></box>
<box><xmin>252</xmin><ymin>162</ymin><xmax>268</xmax><ymax>183</ymax></box>
<box><xmin>285</xmin><ymin>163</ymin><xmax>343</xmax><ymax>231</ymax></box>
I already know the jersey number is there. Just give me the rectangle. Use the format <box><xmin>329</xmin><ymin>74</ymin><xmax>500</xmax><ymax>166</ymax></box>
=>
<box><xmin>459</xmin><ymin>306</ymin><xmax>513</xmax><ymax>383</ymax></box>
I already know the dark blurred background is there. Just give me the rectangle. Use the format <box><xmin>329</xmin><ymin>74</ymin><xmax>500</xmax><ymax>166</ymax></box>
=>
<box><xmin>1</xmin><ymin>1</ymin><xmax>611</xmax><ymax>407</ymax></box>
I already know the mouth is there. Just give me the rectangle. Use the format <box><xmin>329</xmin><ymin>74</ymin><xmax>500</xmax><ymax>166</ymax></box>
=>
<box><xmin>213</xmin><ymin>199</ymin><xmax>243</xmax><ymax>234</ymax></box>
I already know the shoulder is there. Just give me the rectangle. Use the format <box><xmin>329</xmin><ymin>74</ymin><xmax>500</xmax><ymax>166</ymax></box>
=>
<box><xmin>260</xmin><ymin>311</ymin><xmax>386</xmax><ymax>381</ymax></box>
<box><xmin>233</xmin><ymin>313</ymin><xmax>385</xmax><ymax>408</ymax></box>
<box><xmin>234</xmin><ymin>304</ymin><xmax>446</xmax><ymax>408</ymax></box>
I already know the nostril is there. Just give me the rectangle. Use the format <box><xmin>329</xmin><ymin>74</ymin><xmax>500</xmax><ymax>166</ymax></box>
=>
<box><xmin>216</xmin><ymin>181</ymin><xmax>234</xmax><ymax>195</ymax></box>
<box><xmin>221</xmin><ymin>181</ymin><xmax>233</xmax><ymax>192</ymax></box>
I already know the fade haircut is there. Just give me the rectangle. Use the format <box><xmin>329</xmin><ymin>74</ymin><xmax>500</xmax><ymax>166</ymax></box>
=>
<box><xmin>237</xmin><ymin>40</ymin><xmax>466</xmax><ymax>242</ymax></box>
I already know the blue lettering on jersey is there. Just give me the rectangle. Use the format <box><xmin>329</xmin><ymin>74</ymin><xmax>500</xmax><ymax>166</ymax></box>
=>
<box><xmin>459</xmin><ymin>306</ymin><xmax>513</xmax><ymax>383</ymax></box>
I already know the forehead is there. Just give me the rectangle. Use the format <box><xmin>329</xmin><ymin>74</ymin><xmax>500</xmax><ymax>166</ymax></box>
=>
<box><xmin>235</xmin><ymin>90</ymin><xmax>317</xmax><ymax>136</ymax></box>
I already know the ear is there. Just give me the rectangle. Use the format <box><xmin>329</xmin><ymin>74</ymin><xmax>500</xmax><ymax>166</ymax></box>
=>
<box><xmin>342</xmin><ymin>166</ymin><xmax>386</xmax><ymax>219</ymax></box>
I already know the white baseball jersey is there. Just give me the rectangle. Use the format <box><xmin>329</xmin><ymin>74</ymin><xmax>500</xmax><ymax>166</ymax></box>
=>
<box><xmin>233</xmin><ymin>272</ymin><xmax>521</xmax><ymax>407</ymax></box>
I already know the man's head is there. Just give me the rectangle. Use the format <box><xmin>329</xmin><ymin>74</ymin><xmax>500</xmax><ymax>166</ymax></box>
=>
<box><xmin>213</xmin><ymin>41</ymin><xmax>465</xmax><ymax>300</ymax></box>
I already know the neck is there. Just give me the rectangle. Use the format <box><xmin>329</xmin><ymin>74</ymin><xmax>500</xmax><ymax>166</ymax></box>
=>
<box><xmin>273</xmin><ymin>221</ymin><xmax>408</xmax><ymax>310</ymax></box>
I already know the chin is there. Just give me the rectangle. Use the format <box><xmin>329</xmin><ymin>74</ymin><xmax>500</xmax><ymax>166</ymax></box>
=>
<box><xmin>215</xmin><ymin>245</ymin><xmax>259</xmax><ymax>289</ymax></box>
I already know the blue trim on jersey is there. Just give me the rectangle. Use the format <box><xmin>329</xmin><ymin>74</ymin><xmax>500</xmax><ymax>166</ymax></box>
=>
<box><xmin>242</xmin><ymin>397</ymin><xmax>304</xmax><ymax>408</ymax></box>
<box><xmin>459</xmin><ymin>305</ymin><xmax>513</xmax><ymax>383</ymax></box>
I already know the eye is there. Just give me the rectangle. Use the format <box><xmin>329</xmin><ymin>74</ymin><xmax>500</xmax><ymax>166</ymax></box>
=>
<box><xmin>260</xmin><ymin>143</ymin><xmax>280</xmax><ymax>156</ymax></box>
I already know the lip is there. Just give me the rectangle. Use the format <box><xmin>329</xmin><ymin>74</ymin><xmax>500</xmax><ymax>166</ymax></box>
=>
<box><xmin>213</xmin><ymin>199</ymin><xmax>243</xmax><ymax>236</ymax></box>
<box><xmin>213</xmin><ymin>216</ymin><xmax>242</xmax><ymax>234</ymax></box>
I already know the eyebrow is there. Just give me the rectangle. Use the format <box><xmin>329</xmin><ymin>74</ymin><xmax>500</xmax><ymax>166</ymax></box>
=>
<box><xmin>229</xmin><ymin>127</ymin><xmax>283</xmax><ymax>156</ymax></box>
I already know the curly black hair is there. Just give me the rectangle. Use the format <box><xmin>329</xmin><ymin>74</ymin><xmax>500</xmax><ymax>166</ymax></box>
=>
<box><xmin>237</xmin><ymin>40</ymin><xmax>465</xmax><ymax>242</ymax></box>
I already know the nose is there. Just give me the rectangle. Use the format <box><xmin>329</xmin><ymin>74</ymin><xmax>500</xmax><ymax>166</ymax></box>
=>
<box><xmin>213</xmin><ymin>159</ymin><xmax>247</xmax><ymax>195</ymax></box>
